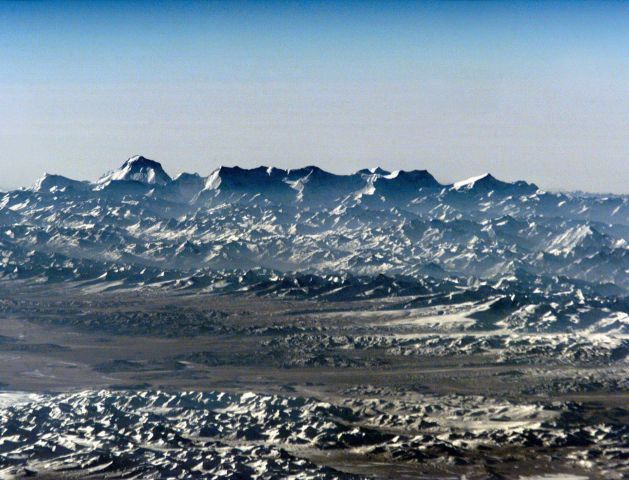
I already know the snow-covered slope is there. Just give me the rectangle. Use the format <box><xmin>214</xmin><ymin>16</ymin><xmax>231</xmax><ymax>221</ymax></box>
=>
<box><xmin>31</xmin><ymin>173</ymin><xmax>91</xmax><ymax>193</ymax></box>
<box><xmin>452</xmin><ymin>172</ymin><xmax>537</xmax><ymax>193</ymax></box>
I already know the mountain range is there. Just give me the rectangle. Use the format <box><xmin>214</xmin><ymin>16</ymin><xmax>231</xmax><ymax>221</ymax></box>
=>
<box><xmin>0</xmin><ymin>155</ymin><xmax>627</xmax><ymax>293</ymax></box>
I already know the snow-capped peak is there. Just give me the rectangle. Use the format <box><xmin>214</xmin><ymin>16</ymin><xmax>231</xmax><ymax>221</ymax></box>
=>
<box><xmin>452</xmin><ymin>173</ymin><xmax>495</xmax><ymax>190</ymax></box>
<box><xmin>98</xmin><ymin>156</ymin><xmax>172</xmax><ymax>186</ymax></box>
<box><xmin>452</xmin><ymin>173</ymin><xmax>539</xmax><ymax>195</ymax></box>
<box><xmin>357</xmin><ymin>167</ymin><xmax>391</xmax><ymax>176</ymax></box>
<box><xmin>31</xmin><ymin>173</ymin><xmax>89</xmax><ymax>193</ymax></box>
<box><xmin>173</xmin><ymin>172</ymin><xmax>202</xmax><ymax>182</ymax></box>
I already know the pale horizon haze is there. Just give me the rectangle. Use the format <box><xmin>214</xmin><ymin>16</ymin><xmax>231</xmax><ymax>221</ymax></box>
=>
<box><xmin>1</xmin><ymin>0</ymin><xmax>628</xmax><ymax>193</ymax></box>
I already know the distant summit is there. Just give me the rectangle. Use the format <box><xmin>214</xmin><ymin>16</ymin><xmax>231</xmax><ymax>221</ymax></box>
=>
<box><xmin>453</xmin><ymin>173</ymin><xmax>507</xmax><ymax>191</ymax></box>
<box><xmin>380</xmin><ymin>170</ymin><xmax>442</xmax><ymax>188</ymax></box>
<box><xmin>98</xmin><ymin>155</ymin><xmax>172</xmax><ymax>186</ymax></box>
<box><xmin>32</xmin><ymin>173</ymin><xmax>90</xmax><ymax>193</ymax></box>
<box><xmin>452</xmin><ymin>173</ymin><xmax>538</xmax><ymax>195</ymax></box>
<box><xmin>357</xmin><ymin>167</ymin><xmax>391</xmax><ymax>176</ymax></box>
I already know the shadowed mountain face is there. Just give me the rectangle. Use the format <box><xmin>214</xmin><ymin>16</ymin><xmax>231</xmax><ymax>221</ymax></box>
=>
<box><xmin>0</xmin><ymin>155</ymin><xmax>627</xmax><ymax>290</ymax></box>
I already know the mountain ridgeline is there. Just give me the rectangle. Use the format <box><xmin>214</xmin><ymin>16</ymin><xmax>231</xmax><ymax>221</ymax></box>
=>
<box><xmin>0</xmin><ymin>155</ymin><xmax>627</xmax><ymax>292</ymax></box>
<box><xmin>29</xmin><ymin>155</ymin><xmax>542</xmax><ymax>206</ymax></box>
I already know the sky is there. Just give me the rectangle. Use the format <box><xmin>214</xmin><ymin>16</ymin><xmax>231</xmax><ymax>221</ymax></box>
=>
<box><xmin>1</xmin><ymin>0</ymin><xmax>628</xmax><ymax>193</ymax></box>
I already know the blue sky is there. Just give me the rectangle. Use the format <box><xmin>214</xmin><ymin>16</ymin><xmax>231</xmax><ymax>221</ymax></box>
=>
<box><xmin>1</xmin><ymin>0</ymin><xmax>628</xmax><ymax>192</ymax></box>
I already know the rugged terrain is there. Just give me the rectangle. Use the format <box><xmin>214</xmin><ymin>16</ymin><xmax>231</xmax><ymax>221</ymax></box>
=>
<box><xmin>0</xmin><ymin>156</ymin><xmax>626</xmax><ymax>478</ymax></box>
<box><xmin>1</xmin><ymin>155</ymin><xmax>626</xmax><ymax>288</ymax></box>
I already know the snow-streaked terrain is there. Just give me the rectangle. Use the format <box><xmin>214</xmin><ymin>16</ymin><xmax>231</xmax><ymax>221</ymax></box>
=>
<box><xmin>0</xmin><ymin>155</ymin><xmax>627</xmax><ymax>478</ymax></box>
<box><xmin>0</xmin><ymin>389</ymin><xmax>625</xmax><ymax>479</ymax></box>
